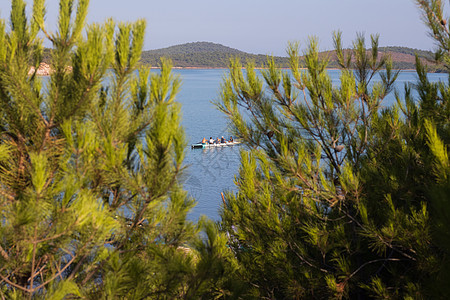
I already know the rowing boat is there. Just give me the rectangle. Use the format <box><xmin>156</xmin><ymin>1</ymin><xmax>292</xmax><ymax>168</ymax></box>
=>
<box><xmin>191</xmin><ymin>141</ymin><xmax>241</xmax><ymax>149</ymax></box>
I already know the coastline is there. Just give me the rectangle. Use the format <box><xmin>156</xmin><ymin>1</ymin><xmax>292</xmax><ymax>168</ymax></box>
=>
<box><xmin>30</xmin><ymin>64</ymin><xmax>419</xmax><ymax>73</ymax></box>
<box><xmin>28</xmin><ymin>63</ymin><xmax>73</xmax><ymax>76</ymax></box>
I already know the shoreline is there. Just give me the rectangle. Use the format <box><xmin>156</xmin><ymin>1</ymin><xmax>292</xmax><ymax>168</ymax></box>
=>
<box><xmin>30</xmin><ymin>63</ymin><xmax>422</xmax><ymax>74</ymax></box>
<box><xmin>155</xmin><ymin>66</ymin><xmax>419</xmax><ymax>72</ymax></box>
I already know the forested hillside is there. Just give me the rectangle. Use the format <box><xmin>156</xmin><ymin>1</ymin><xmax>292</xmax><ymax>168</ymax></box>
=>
<box><xmin>141</xmin><ymin>41</ymin><xmax>441</xmax><ymax>70</ymax></box>
<box><xmin>140</xmin><ymin>42</ymin><xmax>290</xmax><ymax>67</ymax></box>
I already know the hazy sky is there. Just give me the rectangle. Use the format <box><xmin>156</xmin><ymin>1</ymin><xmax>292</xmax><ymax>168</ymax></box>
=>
<box><xmin>0</xmin><ymin>0</ymin><xmax>440</xmax><ymax>56</ymax></box>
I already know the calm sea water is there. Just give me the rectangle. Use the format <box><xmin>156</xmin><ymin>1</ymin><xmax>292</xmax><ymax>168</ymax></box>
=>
<box><xmin>174</xmin><ymin>69</ymin><xmax>448</xmax><ymax>221</ymax></box>
<box><xmin>173</xmin><ymin>69</ymin><xmax>237</xmax><ymax>221</ymax></box>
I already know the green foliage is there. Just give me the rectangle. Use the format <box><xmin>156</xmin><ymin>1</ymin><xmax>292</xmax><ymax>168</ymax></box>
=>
<box><xmin>217</xmin><ymin>10</ymin><xmax>450</xmax><ymax>298</ymax></box>
<box><xmin>0</xmin><ymin>0</ymin><xmax>238</xmax><ymax>298</ymax></box>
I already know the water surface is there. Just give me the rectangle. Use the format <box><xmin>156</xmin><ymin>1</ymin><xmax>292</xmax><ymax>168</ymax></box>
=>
<box><xmin>175</xmin><ymin>69</ymin><xmax>448</xmax><ymax>221</ymax></box>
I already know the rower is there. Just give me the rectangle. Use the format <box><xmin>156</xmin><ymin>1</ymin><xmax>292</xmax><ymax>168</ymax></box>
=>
<box><xmin>201</xmin><ymin>137</ymin><xmax>207</xmax><ymax>145</ymax></box>
<box><xmin>209</xmin><ymin>137</ymin><xmax>214</xmax><ymax>144</ymax></box>
<box><xmin>229</xmin><ymin>136</ymin><xmax>233</xmax><ymax>142</ymax></box>
<box><xmin>221</xmin><ymin>136</ymin><xmax>226</xmax><ymax>143</ymax></box>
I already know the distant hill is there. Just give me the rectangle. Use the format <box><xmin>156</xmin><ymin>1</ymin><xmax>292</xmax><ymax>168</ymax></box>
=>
<box><xmin>143</xmin><ymin>42</ymin><xmax>245</xmax><ymax>56</ymax></box>
<box><xmin>379</xmin><ymin>46</ymin><xmax>434</xmax><ymax>60</ymax></box>
<box><xmin>378</xmin><ymin>46</ymin><xmax>436</xmax><ymax>70</ymax></box>
<box><xmin>141</xmin><ymin>41</ymin><xmax>441</xmax><ymax>71</ymax></box>
<box><xmin>140</xmin><ymin>42</ymin><xmax>289</xmax><ymax>68</ymax></box>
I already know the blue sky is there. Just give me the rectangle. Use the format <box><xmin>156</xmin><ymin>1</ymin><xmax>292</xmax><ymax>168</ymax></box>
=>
<box><xmin>0</xmin><ymin>0</ymin><xmax>439</xmax><ymax>56</ymax></box>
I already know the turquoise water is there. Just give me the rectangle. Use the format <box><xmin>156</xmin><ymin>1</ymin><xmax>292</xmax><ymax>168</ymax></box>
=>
<box><xmin>41</xmin><ymin>69</ymin><xmax>448</xmax><ymax>221</ymax></box>
<box><xmin>173</xmin><ymin>69</ymin><xmax>239</xmax><ymax>221</ymax></box>
<box><xmin>174</xmin><ymin>69</ymin><xmax>448</xmax><ymax>221</ymax></box>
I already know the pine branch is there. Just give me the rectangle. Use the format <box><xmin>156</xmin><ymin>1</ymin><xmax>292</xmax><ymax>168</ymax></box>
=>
<box><xmin>0</xmin><ymin>273</ymin><xmax>30</xmax><ymax>293</ymax></box>
<box><xmin>29</xmin><ymin>222</ymin><xmax>39</xmax><ymax>299</ymax></box>
<box><xmin>0</xmin><ymin>245</ymin><xmax>9</xmax><ymax>260</ymax></box>
<box><xmin>348</xmin><ymin>258</ymin><xmax>402</xmax><ymax>280</ymax></box>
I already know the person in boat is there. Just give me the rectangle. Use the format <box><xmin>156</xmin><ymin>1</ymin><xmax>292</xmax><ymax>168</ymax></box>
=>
<box><xmin>216</xmin><ymin>137</ymin><xmax>221</xmax><ymax>144</ymax></box>
<box><xmin>201</xmin><ymin>137</ymin><xmax>207</xmax><ymax>145</ymax></box>
<box><xmin>229</xmin><ymin>136</ymin><xmax>233</xmax><ymax>142</ymax></box>
<box><xmin>209</xmin><ymin>137</ymin><xmax>214</xmax><ymax>144</ymax></box>
<box><xmin>220</xmin><ymin>136</ymin><xmax>226</xmax><ymax>143</ymax></box>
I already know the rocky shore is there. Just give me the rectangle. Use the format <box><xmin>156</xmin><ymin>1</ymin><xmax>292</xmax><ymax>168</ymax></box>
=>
<box><xmin>28</xmin><ymin>62</ymin><xmax>52</xmax><ymax>76</ymax></box>
<box><xmin>28</xmin><ymin>63</ymin><xmax>73</xmax><ymax>76</ymax></box>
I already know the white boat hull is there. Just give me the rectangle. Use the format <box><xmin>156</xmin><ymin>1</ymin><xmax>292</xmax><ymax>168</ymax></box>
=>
<box><xmin>191</xmin><ymin>141</ymin><xmax>241</xmax><ymax>149</ymax></box>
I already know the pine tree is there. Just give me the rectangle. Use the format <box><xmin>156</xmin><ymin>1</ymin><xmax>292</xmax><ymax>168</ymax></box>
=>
<box><xmin>0</xmin><ymin>0</ymin><xmax>239</xmax><ymax>298</ymax></box>
<box><xmin>217</xmin><ymin>4</ymin><xmax>450</xmax><ymax>297</ymax></box>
